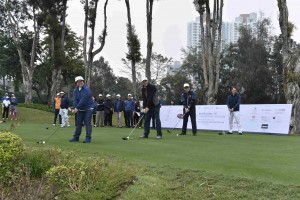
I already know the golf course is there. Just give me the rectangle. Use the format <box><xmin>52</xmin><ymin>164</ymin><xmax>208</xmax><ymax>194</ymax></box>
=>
<box><xmin>1</xmin><ymin>106</ymin><xmax>300</xmax><ymax>199</ymax></box>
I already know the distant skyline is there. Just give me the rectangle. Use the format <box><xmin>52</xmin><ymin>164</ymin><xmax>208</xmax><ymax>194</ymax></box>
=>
<box><xmin>67</xmin><ymin>0</ymin><xmax>300</xmax><ymax>76</ymax></box>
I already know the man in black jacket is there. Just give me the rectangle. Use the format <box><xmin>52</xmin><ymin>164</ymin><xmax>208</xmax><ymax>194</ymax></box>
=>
<box><xmin>180</xmin><ymin>83</ymin><xmax>197</xmax><ymax>136</ymax></box>
<box><xmin>96</xmin><ymin>94</ymin><xmax>105</xmax><ymax>127</ymax></box>
<box><xmin>140</xmin><ymin>77</ymin><xmax>162</xmax><ymax>139</ymax></box>
<box><xmin>226</xmin><ymin>87</ymin><xmax>242</xmax><ymax>135</ymax></box>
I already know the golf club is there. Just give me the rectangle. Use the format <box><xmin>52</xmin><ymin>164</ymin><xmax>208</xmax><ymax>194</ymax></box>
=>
<box><xmin>122</xmin><ymin>115</ymin><xmax>144</xmax><ymax>140</ymax></box>
<box><xmin>37</xmin><ymin>125</ymin><xmax>61</xmax><ymax>144</ymax></box>
<box><xmin>167</xmin><ymin>113</ymin><xmax>185</xmax><ymax>133</ymax></box>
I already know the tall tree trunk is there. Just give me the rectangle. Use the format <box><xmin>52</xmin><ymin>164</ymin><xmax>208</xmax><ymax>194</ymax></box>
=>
<box><xmin>6</xmin><ymin>1</ymin><xmax>39</xmax><ymax>103</ymax></box>
<box><xmin>195</xmin><ymin>0</ymin><xmax>223</xmax><ymax>105</ymax></box>
<box><xmin>125</xmin><ymin>0</ymin><xmax>137</xmax><ymax>97</ymax></box>
<box><xmin>49</xmin><ymin>0</ymin><xmax>67</xmax><ymax>105</ymax></box>
<box><xmin>145</xmin><ymin>0</ymin><xmax>154</xmax><ymax>80</ymax></box>
<box><xmin>83</xmin><ymin>0</ymin><xmax>108</xmax><ymax>87</ymax></box>
<box><xmin>277</xmin><ymin>0</ymin><xmax>300</xmax><ymax>134</ymax></box>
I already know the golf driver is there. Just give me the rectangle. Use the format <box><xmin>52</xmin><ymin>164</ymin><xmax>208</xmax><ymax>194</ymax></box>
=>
<box><xmin>122</xmin><ymin>115</ymin><xmax>144</xmax><ymax>140</ymax></box>
<box><xmin>167</xmin><ymin>113</ymin><xmax>185</xmax><ymax>133</ymax></box>
<box><xmin>37</xmin><ymin>125</ymin><xmax>61</xmax><ymax>144</ymax></box>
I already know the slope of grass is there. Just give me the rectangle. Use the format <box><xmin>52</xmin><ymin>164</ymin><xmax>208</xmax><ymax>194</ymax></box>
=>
<box><xmin>2</xmin><ymin>107</ymin><xmax>300</xmax><ymax>199</ymax></box>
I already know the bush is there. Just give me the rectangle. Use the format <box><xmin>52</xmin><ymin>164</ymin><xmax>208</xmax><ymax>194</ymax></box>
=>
<box><xmin>0</xmin><ymin>132</ymin><xmax>25</xmax><ymax>183</ymax></box>
<box><xmin>46</xmin><ymin>157</ymin><xmax>135</xmax><ymax>199</ymax></box>
<box><xmin>21</xmin><ymin>148</ymin><xmax>67</xmax><ymax>179</ymax></box>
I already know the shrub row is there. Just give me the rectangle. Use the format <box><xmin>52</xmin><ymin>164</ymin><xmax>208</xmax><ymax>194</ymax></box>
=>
<box><xmin>0</xmin><ymin>132</ymin><xmax>136</xmax><ymax>199</ymax></box>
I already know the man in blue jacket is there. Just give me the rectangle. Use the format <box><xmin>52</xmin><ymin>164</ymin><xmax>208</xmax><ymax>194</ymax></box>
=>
<box><xmin>124</xmin><ymin>94</ymin><xmax>135</xmax><ymax>128</ymax></box>
<box><xmin>180</xmin><ymin>83</ymin><xmax>197</xmax><ymax>136</ymax></box>
<box><xmin>140</xmin><ymin>77</ymin><xmax>162</xmax><ymax>139</ymax></box>
<box><xmin>226</xmin><ymin>87</ymin><xmax>242</xmax><ymax>135</ymax></box>
<box><xmin>69</xmin><ymin>76</ymin><xmax>94</xmax><ymax>143</ymax></box>
<box><xmin>114</xmin><ymin>94</ymin><xmax>124</xmax><ymax>128</ymax></box>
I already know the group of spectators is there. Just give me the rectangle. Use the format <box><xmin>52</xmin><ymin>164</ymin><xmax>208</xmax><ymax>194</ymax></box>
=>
<box><xmin>92</xmin><ymin>93</ymin><xmax>145</xmax><ymax>129</ymax></box>
<box><xmin>1</xmin><ymin>93</ymin><xmax>18</xmax><ymax>121</ymax></box>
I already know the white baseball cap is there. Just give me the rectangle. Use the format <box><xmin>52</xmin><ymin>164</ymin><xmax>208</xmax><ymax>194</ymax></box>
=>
<box><xmin>99</xmin><ymin>94</ymin><xmax>103</xmax><ymax>97</ymax></box>
<box><xmin>128</xmin><ymin>93</ymin><xmax>132</xmax><ymax>96</ymax></box>
<box><xmin>183</xmin><ymin>83</ymin><xmax>190</xmax><ymax>88</ymax></box>
<box><xmin>141</xmin><ymin>76</ymin><xmax>148</xmax><ymax>82</ymax></box>
<box><xmin>116</xmin><ymin>94</ymin><xmax>121</xmax><ymax>97</ymax></box>
<box><xmin>56</xmin><ymin>93</ymin><xmax>60</xmax><ymax>96</ymax></box>
<box><xmin>106</xmin><ymin>94</ymin><xmax>111</xmax><ymax>97</ymax></box>
<box><xmin>60</xmin><ymin>91</ymin><xmax>65</xmax><ymax>94</ymax></box>
<box><xmin>75</xmin><ymin>76</ymin><xmax>84</xmax><ymax>82</ymax></box>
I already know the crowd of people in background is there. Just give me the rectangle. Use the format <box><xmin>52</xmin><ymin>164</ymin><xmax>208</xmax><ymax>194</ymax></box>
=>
<box><xmin>1</xmin><ymin>92</ymin><xmax>18</xmax><ymax>121</ymax></box>
<box><xmin>48</xmin><ymin>73</ymin><xmax>242</xmax><ymax>143</ymax></box>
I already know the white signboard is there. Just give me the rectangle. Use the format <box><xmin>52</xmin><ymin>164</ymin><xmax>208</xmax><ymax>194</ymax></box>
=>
<box><xmin>160</xmin><ymin>104</ymin><xmax>292</xmax><ymax>135</ymax></box>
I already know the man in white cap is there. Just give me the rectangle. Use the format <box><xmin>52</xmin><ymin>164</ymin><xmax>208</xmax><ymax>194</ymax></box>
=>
<box><xmin>180</xmin><ymin>83</ymin><xmax>197</xmax><ymax>136</ymax></box>
<box><xmin>140</xmin><ymin>77</ymin><xmax>162</xmax><ymax>139</ymax></box>
<box><xmin>2</xmin><ymin>96</ymin><xmax>10</xmax><ymax>120</ymax></box>
<box><xmin>53</xmin><ymin>93</ymin><xmax>62</xmax><ymax>126</ymax></box>
<box><xmin>60</xmin><ymin>91</ymin><xmax>70</xmax><ymax>128</ymax></box>
<box><xmin>95</xmin><ymin>94</ymin><xmax>105</xmax><ymax>127</ymax></box>
<box><xmin>104</xmin><ymin>94</ymin><xmax>113</xmax><ymax>126</ymax></box>
<box><xmin>114</xmin><ymin>94</ymin><xmax>124</xmax><ymax>128</ymax></box>
<box><xmin>124</xmin><ymin>93</ymin><xmax>135</xmax><ymax>128</ymax></box>
<box><xmin>69</xmin><ymin>76</ymin><xmax>94</xmax><ymax>143</ymax></box>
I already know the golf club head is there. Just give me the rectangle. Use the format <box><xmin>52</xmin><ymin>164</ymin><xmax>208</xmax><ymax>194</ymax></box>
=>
<box><xmin>218</xmin><ymin>132</ymin><xmax>223</xmax><ymax>135</ymax></box>
<box><xmin>122</xmin><ymin>137</ymin><xmax>129</xmax><ymax>140</ymax></box>
<box><xmin>177</xmin><ymin>113</ymin><xmax>184</xmax><ymax>119</ymax></box>
<box><xmin>167</xmin><ymin>129</ymin><xmax>171</xmax><ymax>133</ymax></box>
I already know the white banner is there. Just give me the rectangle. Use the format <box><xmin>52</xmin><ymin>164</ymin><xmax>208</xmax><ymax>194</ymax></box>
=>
<box><xmin>160</xmin><ymin>104</ymin><xmax>292</xmax><ymax>135</ymax></box>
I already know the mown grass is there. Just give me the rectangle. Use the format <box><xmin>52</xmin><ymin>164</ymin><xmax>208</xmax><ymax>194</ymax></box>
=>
<box><xmin>2</xmin><ymin>107</ymin><xmax>300</xmax><ymax>199</ymax></box>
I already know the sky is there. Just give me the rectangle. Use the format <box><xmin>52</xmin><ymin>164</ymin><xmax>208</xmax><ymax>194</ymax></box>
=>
<box><xmin>67</xmin><ymin>0</ymin><xmax>300</xmax><ymax>77</ymax></box>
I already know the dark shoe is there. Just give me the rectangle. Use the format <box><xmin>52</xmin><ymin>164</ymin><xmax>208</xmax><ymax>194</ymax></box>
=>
<box><xmin>140</xmin><ymin>135</ymin><xmax>148</xmax><ymax>138</ymax></box>
<box><xmin>156</xmin><ymin>135</ymin><xmax>162</xmax><ymax>139</ymax></box>
<box><xmin>193</xmin><ymin>133</ymin><xmax>197</xmax><ymax>136</ymax></box>
<box><xmin>69</xmin><ymin>138</ymin><xmax>79</xmax><ymax>142</ymax></box>
<box><xmin>238</xmin><ymin>132</ymin><xmax>243</xmax><ymax>135</ymax></box>
<box><xmin>83</xmin><ymin>139</ymin><xmax>91</xmax><ymax>143</ymax></box>
<box><xmin>179</xmin><ymin>133</ymin><xmax>186</xmax><ymax>135</ymax></box>
<box><xmin>226</xmin><ymin>132</ymin><xmax>233</xmax><ymax>134</ymax></box>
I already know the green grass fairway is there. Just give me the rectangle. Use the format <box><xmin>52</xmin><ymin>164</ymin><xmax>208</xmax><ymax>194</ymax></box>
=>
<box><xmin>3</xmin><ymin>107</ymin><xmax>300</xmax><ymax>188</ymax></box>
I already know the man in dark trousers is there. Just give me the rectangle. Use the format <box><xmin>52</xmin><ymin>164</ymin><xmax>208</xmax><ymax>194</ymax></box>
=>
<box><xmin>226</xmin><ymin>86</ymin><xmax>242</xmax><ymax>135</ymax></box>
<box><xmin>96</xmin><ymin>94</ymin><xmax>105</xmax><ymax>127</ymax></box>
<box><xmin>140</xmin><ymin>77</ymin><xmax>162</xmax><ymax>139</ymax></box>
<box><xmin>69</xmin><ymin>76</ymin><xmax>94</xmax><ymax>143</ymax></box>
<box><xmin>180</xmin><ymin>83</ymin><xmax>197</xmax><ymax>136</ymax></box>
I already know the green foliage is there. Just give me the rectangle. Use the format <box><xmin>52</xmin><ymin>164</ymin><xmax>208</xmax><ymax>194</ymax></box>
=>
<box><xmin>18</xmin><ymin>103</ymin><xmax>53</xmax><ymax>113</ymax></box>
<box><xmin>46</xmin><ymin>157</ymin><xmax>135</xmax><ymax>199</ymax></box>
<box><xmin>0</xmin><ymin>132</ymin><xmax>25</xmax><ymax>183</ymax></box>
<box><xmin>21</xmin><ymin>148</ymin><xmax>67</xmax><ymax>178</ymax></box>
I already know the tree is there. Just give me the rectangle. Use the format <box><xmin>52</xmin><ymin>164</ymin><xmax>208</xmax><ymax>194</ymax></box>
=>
<box><xmin>3</xmin><ymin>0</ymin><xmax>41</xmax><ymax>103</ymax></box>
<box><xmin>150</xmin><ymin>52</ymin><xmax>172</xmax><ymax>84</ymax></box>
<box><xmin>160</xmin><ymin>72</ymin><xmax>191</xmax><ymax>104</ymax></box>
<box><xmin>124</xmin><ymin>0</ymin><xmax>141</xmax><ymax>97</ymax></box>
<box><xmin>145</xmin><ymin>0</ymin><xmax>154</xmax><ymax>80</ymax></box>
<box><xmin>193</xmin><ymin>0</ymin><xmax>224</xmax><ymax>105</ymax></box>
<box><xmin>35</xmin><ymin>0</ymin><xmax>69</xmax><ymax>104</ymax></box>
<box><xmin>82</xmin><ymin>0</ymin><xmax>108</xmax><ymax>86</ymax></box>
<box><xmin>90</xmin><ymin>57</ymin><xmax>117</xmax><ymax>96</ymax></box>
<box><xmin>277</xmin><ymin>0</ymin><xmax>300</xmax><ymax>134</ymax></box>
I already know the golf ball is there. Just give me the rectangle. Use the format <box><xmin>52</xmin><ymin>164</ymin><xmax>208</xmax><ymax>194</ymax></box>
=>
<box><xmin>42</xmin><ymin>141</ymin><xmax>45</xmax><ymax>144</ymax></box>
<box><xmin>176</xmin><ymin>134</ymin><xmax>179</xmax><ymax>136</ymax></box>
<box><xmin>127</xmin><ymin>137</ymin><xmax>130</xmax><ymax>140</ymax></box>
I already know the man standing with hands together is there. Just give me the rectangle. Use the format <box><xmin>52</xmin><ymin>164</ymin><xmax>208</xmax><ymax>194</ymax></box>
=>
<box><xmin>226</xmin><ymin>87</ymin><xmax>242</xmax><ymax>135</ymax></box>
<box><xmin>180</xmin><ymin>83</ymin><xmax>197</xmax><ymax>136</ymax></box>
<box><xmin>140</xmin><ymin>77</ymin><xmax>162</xmax><ymax>139</ymax></box>
<box><xmin>69</xmin><ymin>76</ymin><xmax>94</xmax><ymax>143</ymax></box>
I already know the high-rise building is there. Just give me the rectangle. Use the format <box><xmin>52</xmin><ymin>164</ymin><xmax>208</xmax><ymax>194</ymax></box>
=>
<box><xmin>187</xmin><ymin>12</ymin><xmax>258</xmax><ymax>49</ymax></box>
